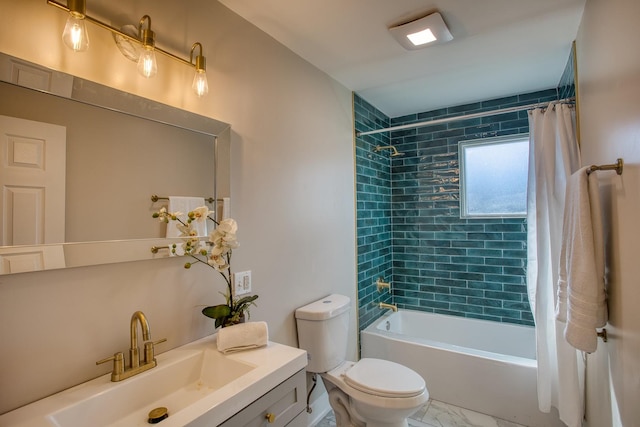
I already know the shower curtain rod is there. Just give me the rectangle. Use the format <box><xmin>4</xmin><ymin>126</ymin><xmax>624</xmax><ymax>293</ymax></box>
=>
<box><xmin>356</xmin><ymin>97</ymin><xmax>575</xmax><ymax>137</ymax></box>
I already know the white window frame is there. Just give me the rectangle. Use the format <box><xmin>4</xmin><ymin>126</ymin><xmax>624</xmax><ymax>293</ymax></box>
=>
<box><xmin>458</xmin><ymin>133</ymin><xmax>529</xmax><ymax>219</ymax></box>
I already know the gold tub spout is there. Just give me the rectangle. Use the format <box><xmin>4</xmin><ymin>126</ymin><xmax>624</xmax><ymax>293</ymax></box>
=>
<box><xmin>379</xmin><ymin>302</ymin><xmax>397</xmax><ymax>312</ymax></box>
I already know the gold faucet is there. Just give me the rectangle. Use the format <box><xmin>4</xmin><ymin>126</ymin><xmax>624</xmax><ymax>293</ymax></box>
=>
<box><xmin>130</xmin><ymin>311</ymin><xmax>149</xmax><ymax>370</ymax></box>
<box><xmin>96</xmin><ymin>311</ymin><xmax>166</xmax><ymax>382</ymax></box>
<box><xmin>379</xmin><ymin>302</ymin><xmax>398</xmax><ymax>312</ymax></box>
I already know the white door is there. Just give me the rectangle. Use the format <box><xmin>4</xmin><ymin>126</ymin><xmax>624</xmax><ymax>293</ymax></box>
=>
<box><xmin>0</xmin><ymin>115</ymin><xmax>66</xmax><ymax>246</ymax></box>
<box><xmin>0</xmin><ymin>244</ymin><xmax>65</xmax><ymax>274</ymax></box>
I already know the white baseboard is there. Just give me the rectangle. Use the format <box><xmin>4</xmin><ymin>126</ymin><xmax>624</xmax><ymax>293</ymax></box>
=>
<box><xmin>307</xmin><ymin>391</ymin><xmax>331</xmax><ymax>426</ymax></box>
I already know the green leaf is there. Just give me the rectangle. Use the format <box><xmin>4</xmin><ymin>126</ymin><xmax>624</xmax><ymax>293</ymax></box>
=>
<box><xmin>235</xmin><ymin>295</ymin><xmax>258</xmax><ymax>306</ymax></box>
<box><xmin>202</xmin><ymin>304</ymin><xmax>231</xmax><ymax>320</ymax></box>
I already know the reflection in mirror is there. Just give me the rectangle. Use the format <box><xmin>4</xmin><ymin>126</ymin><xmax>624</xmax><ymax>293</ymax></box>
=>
<box><xmin>0</xmin><ymin>52</ymin><xmax>231</xmax><ymax>274</ymax></box>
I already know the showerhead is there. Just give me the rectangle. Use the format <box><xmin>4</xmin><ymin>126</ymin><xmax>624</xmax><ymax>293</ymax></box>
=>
<box><xmin>374</xmin><ymin>145</ymin><xmax>405</xmax><ymax>157</ymax></box>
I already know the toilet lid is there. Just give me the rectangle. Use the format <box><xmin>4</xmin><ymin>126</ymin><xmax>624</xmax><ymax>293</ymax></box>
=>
<box><xmin>344</xmin><ymin>358</ymin><xmax>425</xmax><ymax>398</ymax></box>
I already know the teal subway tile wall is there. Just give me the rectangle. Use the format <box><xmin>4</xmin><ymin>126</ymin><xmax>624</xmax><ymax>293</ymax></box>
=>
<box><xmin>354</xmin><ymin>95</ymin><xmax>393</xmax><ymax>330</ymax></box>
<box><xmin>355</xmin><ymin>88</ymin><xmax>568</xmax><ymax>330</ymax></box>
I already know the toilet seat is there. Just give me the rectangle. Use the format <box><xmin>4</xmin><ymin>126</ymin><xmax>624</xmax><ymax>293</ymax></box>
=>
<box><xmin>343</xmin><ymin>358</ymin><xmax>425</xmax><ymax>398</ymax></box>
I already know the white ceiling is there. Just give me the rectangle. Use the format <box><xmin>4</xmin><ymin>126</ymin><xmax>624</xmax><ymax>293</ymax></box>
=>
<box><xmin>218</xmin><ymin>0</ymin><xmax>586</xmax><ymax>117</ymax></box>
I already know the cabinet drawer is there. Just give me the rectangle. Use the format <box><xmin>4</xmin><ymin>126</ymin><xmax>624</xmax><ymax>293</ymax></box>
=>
<box><xmin>219</xmin><ymin>369</ymin><xmax>306</xmax><ymax>427</ymax></box>
<box><xmin>284</xmin><ymin>410</ymin><xmax>307</xmax><ymax>427</ymax></box>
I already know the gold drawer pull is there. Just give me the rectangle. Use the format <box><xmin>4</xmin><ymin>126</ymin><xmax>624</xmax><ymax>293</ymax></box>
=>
<box><xmin>265</xmin><ymin>413</ymin><xmax>276</xmax><ymax>423</ymax></box>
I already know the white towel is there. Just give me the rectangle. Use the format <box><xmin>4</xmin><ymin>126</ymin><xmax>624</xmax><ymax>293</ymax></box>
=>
<box><xmin>216</xmin><ymin>321</ymin><xmax>268</xmax><ymax>354</ymax></box>
<box><xmin>556</xmin><ymin>166</ymin><xmax>607</xmax><ymax>353</ymax></box>
<box><xmin>165</xmin><ymin>196</ymin><xmax>207</xmax><ymax>238</ymax></box>
<box><xmin>222</xmin><ymin>197</ymin><xmax>231</xmax><ymax>220</ymax></box>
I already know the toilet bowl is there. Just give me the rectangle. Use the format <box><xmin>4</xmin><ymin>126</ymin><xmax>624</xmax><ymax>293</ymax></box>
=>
<box><xmin>295</xmin><ymin>294</ymin><xmax>429</xmax><ymax>427</ymax></box>
<box><xmin>321</xmin><ymin>359</ymin><xmax>429</xmax><ymax>427</ymax></box>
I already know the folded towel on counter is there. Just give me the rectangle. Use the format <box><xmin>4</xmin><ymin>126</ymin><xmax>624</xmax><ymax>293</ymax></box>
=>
<box><xmin>556</xmin><ymin>166</ymin><xmax>607</xmax><ymax>353</ymax></box>
<box><xmin>165</xmin><ymin>196</ymin><xmax>207</xmax><ymax>238</ymax></box>
<box><xmin>216</xmin><ymin>321</ymin><xmax>269</xmax><ymax>354</ymax></box>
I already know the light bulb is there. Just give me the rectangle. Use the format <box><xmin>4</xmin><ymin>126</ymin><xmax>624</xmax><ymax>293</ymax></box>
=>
<box><xmin>137</xmin><ymin>47</ymin><xmax>157</xmax><ymax>78</ymax></box>
<box><xmin>62</xmin><ymin>13</ymin><xmax>89</xmax><ymax>52</ymax></box>
<box><xmin>192</xmin><ymin>69</ymin><xmax>209</xmax><ymax>97</ymax></box>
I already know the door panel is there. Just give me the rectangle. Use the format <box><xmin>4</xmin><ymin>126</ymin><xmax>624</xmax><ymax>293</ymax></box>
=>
<box><xmin>0</xmin><ymin>115</ymin><xmax>66</xmax><ymax>246</ymax></box>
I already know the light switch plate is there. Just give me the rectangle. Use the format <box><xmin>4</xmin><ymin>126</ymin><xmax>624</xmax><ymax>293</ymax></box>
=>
<box><xmin>233</xmin><ymin>271</ymin><xmax>252</xmax><ymax>296</ymax></box>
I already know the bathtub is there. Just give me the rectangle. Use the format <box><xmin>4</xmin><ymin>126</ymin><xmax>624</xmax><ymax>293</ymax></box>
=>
<box><xmin>361</xmin><ymin>310</ymin><xmax>564</xmax><ymax>427</ymax></box>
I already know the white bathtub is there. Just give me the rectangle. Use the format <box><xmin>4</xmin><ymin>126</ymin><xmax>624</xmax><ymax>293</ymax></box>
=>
<box><xmin>361</xmin><ymin>310</ymin><xmax>564</xmax><ymax>427</ymax></box>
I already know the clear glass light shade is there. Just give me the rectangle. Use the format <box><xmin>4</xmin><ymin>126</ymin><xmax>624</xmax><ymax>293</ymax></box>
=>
<box><xmin>192</xmin><ymin>69</ymin><xmax>209</xmax><ymax>97</ymax></box>
<box><xmin>137</xmin><ymin>47</ymin><xmax>158</xmax><ymax>78</ymax></box>
<box><xmin>62</xmin><ymin>14</ymin><xmax>89</xmax><ymax>52</ymax></box>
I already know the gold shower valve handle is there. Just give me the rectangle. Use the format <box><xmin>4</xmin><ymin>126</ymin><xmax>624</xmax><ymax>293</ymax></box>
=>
<box><xmin>265</xmin><ymin>413</ymin><xmax>276</xmax><ymax>423</ymax></box>
<box><xmin>376</xmin><ymin>277</ymin><xmax>391</xmax><ymax>293</ymax></box>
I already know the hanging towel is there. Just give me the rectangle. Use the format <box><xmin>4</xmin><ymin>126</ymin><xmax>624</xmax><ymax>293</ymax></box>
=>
<box><xmin>222</xmin><ymin>197</ymin><xmax>231</xmax><ymax>220</ymax></box>
<box><xmin>556</xmin><ymin>166</ymin><xmax>607</xmax><ymax>353</ymax></box>
<box><xmin>216</xmin><ymin>321</ymin><xmax>269</xmax><ymax>354</ymax></box>
<box><xmin>166</xmin><ymin>196</ymin><xmax>207</xmax><ymax>238</ymax></box>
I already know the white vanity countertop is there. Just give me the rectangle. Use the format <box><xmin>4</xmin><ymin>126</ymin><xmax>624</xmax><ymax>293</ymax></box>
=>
<box><xmin>0</xmin><ymin>335</ymin><xmax>307</xmax><ymax>427</ymax></box>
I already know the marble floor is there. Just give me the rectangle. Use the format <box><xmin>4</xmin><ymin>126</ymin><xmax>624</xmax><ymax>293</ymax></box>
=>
<box><xmin>314</xmin><ymin>399</ymin><xmax>527</xmax><ymax>427</ymax></box>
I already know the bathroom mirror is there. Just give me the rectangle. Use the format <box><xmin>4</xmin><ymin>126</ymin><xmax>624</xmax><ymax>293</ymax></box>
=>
<box><xmin>0</xmin><ymin>51</ymin><xmax>231</xmax><ymax>274</ymax></box>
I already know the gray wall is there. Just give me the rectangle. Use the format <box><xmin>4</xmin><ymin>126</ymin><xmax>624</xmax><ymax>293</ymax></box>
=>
<box><xmin>0</xmin><ymin>0</ymin><xmax>356</xmax><ymax>414</ymax></box>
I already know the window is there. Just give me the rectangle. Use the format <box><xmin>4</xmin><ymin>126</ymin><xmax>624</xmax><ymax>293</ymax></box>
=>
<box><xmin>459</xmin><ymin>134</ymin><xmax>529</xmax><ymax>218</ymax></box>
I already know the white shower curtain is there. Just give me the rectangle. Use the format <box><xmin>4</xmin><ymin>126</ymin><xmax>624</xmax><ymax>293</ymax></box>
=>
<box><xmin>526</xmin><ymin>103</ymin><xmax>583</xmax><ymax>427</ymax></box>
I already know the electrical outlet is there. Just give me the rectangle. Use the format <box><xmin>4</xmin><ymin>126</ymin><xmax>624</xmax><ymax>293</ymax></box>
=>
<box><xmin>234</xmin><ymin>271</ymin><xmax>252</xmax><ymax>296</ymax></box>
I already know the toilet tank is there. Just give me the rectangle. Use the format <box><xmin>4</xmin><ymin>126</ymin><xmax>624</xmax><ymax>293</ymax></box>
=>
<box><xmin>295</xmin><ymin>294</ymin><xmax>350</xmax><ymax>373</ymax></box>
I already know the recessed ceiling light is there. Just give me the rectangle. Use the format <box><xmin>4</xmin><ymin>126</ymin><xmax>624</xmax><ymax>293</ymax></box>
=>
<box><xmin>389</xmin><ymin>12</ymin><xmax>453</xmax><ymax>50</ymax></box>
<box><xmin>406</xmin><ymin>28</ymin><xmax>437</xmax><ymax>46</ymax></box>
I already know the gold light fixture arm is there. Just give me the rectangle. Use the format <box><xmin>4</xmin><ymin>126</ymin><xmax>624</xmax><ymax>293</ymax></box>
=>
<box><xmin>138</xmin><ymin>15</ymin><xmax>155</xmax><ymax>49</ymax></box>
<box><xmin>47</xmin><ymin>0</ymin><xmax>194</xmax><ymax>68</ymax></box>
<box><xmin>190</xmin><ymin>42</ymin><xmax>206</xmax><ymax>72</ymax></box>
<box><xmin>66</xmin><ymin>0</ymin><xmax>85</xmax><ymax>17</ymax></box>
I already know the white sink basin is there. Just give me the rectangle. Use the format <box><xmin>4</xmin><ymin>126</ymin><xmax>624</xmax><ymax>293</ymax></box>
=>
<box><xmin>49</xmin><ymin>348</ymin><xmax>254</xmax><ymax>427</ymax></box>
<box><xmin>0</xmin><ymin>335</ymin><xmax>307</xmax><ymax>427</ymax></box>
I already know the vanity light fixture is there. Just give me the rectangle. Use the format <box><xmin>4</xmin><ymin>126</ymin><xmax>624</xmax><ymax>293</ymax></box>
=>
<box><xmin>137</xmin><ymin>15</ymin><xmax>157</xmax><ymax>78</ymax></box>
<box><xmin>48</xmin><ymin>0</ymin><xmax>210</xmax><ymax>96</ymax></box>
<box><xmin>190</xmin><ymin>42</ymin><xmax>209</xmax><ymax>97</ymax></box>
<box><xmin>389</xmin><ymin>12</ymin><xmax>453</xmax><ymax>50</ymax></box>
<box><xmin>61</xmin><ymin>0</ymin><xmax>89</xmax><ymax>52</ymax></box>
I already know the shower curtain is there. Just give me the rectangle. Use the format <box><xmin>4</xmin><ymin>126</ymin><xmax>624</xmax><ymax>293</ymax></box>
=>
<box><xmin>526</xmin><ymin>103</ymin><xmax>583</xmax><ymax>427</ymax></box>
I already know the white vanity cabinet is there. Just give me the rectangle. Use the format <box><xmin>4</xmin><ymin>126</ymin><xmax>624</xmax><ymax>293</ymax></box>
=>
<box><xmin>218</xmin><ymin>369</ymin><xmax>307</xmax><ymax>427</ymax></box>
<box><xmin>0</xmin><ymin>337</ymin><xmax>308</xmax><ymax>427</ymax></box>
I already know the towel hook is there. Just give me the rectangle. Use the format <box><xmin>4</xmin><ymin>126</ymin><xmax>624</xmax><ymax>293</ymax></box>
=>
<box><xmin>597</xmin><ymin>328</ymin><xmax>608</xmax><ymax>342</ymax></box>
<box><xmin>586</xmin><ymin>158</ymin><xmax>623</xmax><ymax>175</ymax></box>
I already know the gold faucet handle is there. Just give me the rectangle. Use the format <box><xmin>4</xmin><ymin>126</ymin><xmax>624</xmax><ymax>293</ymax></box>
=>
<box><xmin>376</xmin><ymin>277</ymin><xmax>391</xmax><ymax>293</ymax></box>
<box><xmin>96</xmin><ymin>352</ymin><xmax>124</xmax><ymax>379</ymax></box>
<box><xmin>144</xmin><ymin>338</ymin><xmax>167</xmax><ymax>365</ymax></box>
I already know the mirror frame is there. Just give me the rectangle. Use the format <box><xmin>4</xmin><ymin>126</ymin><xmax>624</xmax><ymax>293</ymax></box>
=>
<box><xmin>0</xmin><ymin>52</ymin><xmax>231</xmax><ymax>274</ymax></box>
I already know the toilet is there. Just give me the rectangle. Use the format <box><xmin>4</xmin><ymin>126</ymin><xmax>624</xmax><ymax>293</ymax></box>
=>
<box><xmin>295</xmin><ymin>294</ymin><xmax>429</xmax><ymax>427</ymax></box>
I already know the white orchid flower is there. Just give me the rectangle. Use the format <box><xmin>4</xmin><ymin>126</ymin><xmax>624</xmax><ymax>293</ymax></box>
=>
<box><xmin>218</xmin><ymin>218</ymin><xmax>238</xmax><ymax>234</ymax></box>
<box><xmin>207</xmin><ymin>253</ymin><xmax>229</xmax><ymax>271</ymax></box>
<box><xmin>156</xmin><ymin>207</ymin><xmax>174</xmax><ymax>223</ymax></box>
<box><xmin>176</xmin><ymin>222</ymin><xmax>201</xmax><ymax>254</ymax></box>
<box><xmin>209</xmin><ymin>218</ymin><xmax>239</xmax><ymax>250</ymax></box>
<box><xmin>190</xmin><ymin>206</ymin><xmax>214</xmax><ymax>223</ymax></box>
